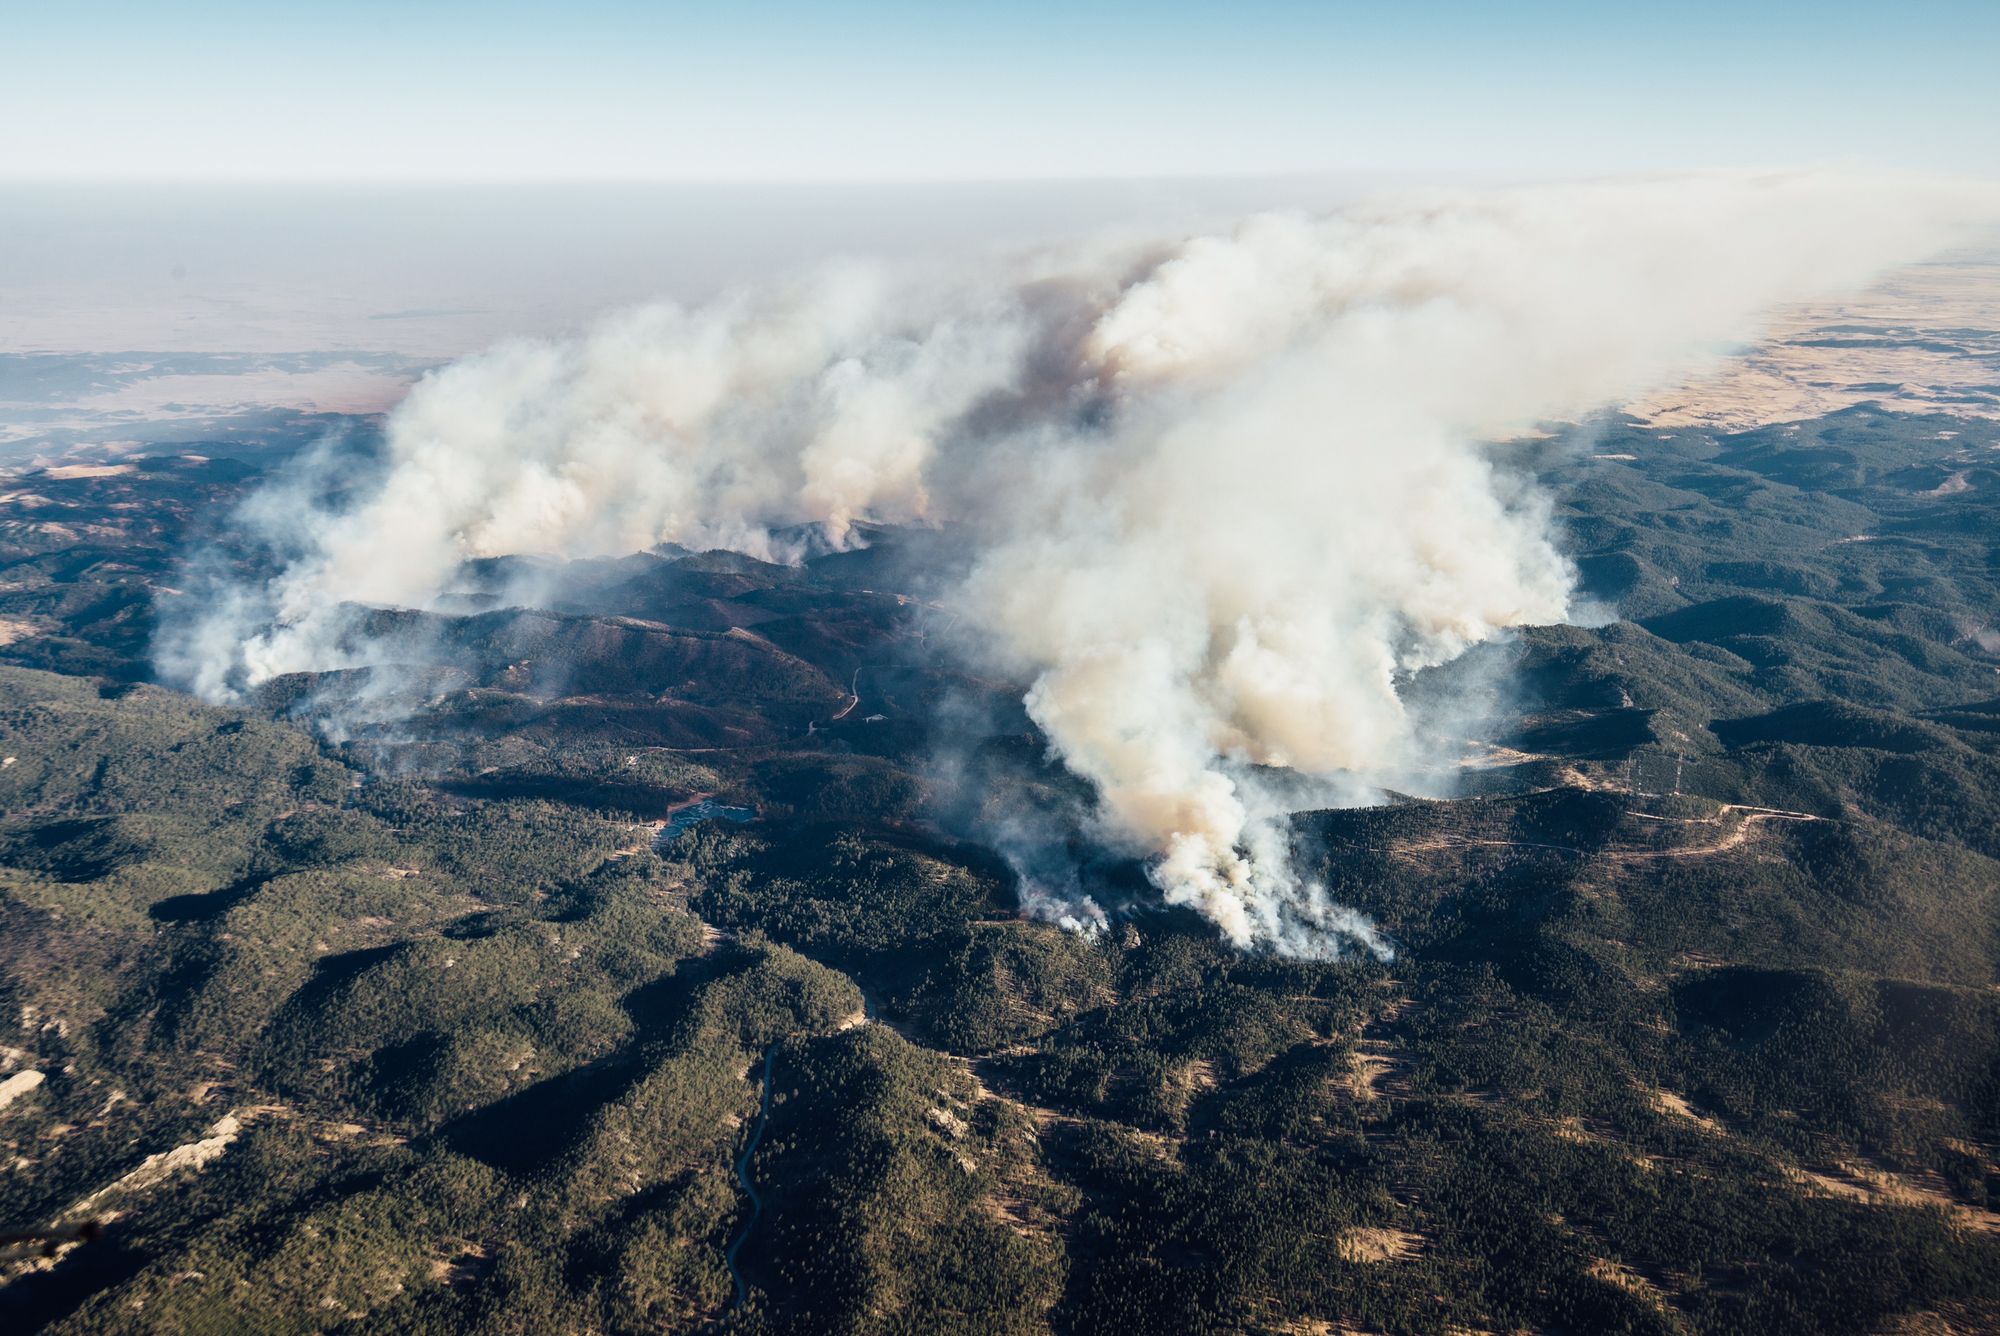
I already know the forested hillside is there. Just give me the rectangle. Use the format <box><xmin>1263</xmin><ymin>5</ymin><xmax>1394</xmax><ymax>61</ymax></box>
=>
<box><xmin>1</xmin><ymin>406</ymin><xmax>1997</xmax><ymax>1334</ymax></box>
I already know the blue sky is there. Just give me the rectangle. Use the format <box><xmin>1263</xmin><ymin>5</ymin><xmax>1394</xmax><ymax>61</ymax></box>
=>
<box><xmin>4</xmin><ymin>1</ymin><xmax>1996</xmax><ymax>181</ymax></box>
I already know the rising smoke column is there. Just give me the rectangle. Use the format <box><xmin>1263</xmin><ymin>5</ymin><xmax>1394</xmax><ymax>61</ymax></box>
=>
<box><xmin>159</xmin><ymin>172</ymin><xmax>1998</xmax><ymax>956</ymax></box>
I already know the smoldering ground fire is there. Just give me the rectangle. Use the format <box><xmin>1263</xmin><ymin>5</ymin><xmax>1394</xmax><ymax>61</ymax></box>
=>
<box><xmin>157</xmin><ymin>172</ymin><xmax>2000</xmax><ymax>956</ymax></box>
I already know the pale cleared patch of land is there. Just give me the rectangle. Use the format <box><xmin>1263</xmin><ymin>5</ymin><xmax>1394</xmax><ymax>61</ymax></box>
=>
<box><xmin>1787</xmin><ymin>1158</ymin><xmax>2000</xmax><ymax>1234</ymax></box>
<box><xmin>1649</xmin><ymin>1088</ymin><xmax>1726</xmax><ymax>1135</ymax></box>
<box><xmin>1336</xmin><ymin>1226</ymin><xmax>1423</xmax><ymax>1263</ymax></box>
<box><xmin>1587</xmin><ymin>1257</ymin><xmax>1681</xmax><ymax>1321</ymax></box>
<box><xmin>0</xmin><ymin>1069</ymin><xmax>46</xmax><ymax>1111</ymax></box>
<box><xmin>40</xmin><ymin>463</ymin><xmax>135</xmax><ymax>479</ymax></box>
<box><xmin>0</xmin><ymin>618</ymin><xmax>43</xmax><ymax>646</ymax></box>
<box><xmin>66</xmin><ymin>1110</ymin><xmax>251</xmax><ymax>1220</ymax></box>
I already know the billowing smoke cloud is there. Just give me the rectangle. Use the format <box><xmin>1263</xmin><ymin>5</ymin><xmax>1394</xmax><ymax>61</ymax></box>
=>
<box><xmin>158</xmin><ymin>172</ymin><xmax>1997</xmax><ymax>956</ymax></box>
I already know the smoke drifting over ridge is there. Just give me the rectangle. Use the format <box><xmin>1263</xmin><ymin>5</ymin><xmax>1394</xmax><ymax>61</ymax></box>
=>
<box><xmin>160</xmin><ymin>173</ymin><xmax>1998</xmax><ymax>956</ymax></box>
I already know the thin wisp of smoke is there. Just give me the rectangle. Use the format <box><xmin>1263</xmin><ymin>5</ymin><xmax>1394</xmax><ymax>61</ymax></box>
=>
<box><xmin>157</xmin><ymin>172</ymin><xmax>1999</xmax><ymax>957</ymax></box>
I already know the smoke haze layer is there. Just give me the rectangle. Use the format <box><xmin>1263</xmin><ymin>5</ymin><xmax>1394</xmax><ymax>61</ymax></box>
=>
<box><xmin>158</xmin><ymin>172</ymin><xmax>2000</xmax><ymax>956</ymax></box>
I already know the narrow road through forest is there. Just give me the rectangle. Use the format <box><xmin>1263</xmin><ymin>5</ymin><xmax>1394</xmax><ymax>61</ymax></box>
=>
<box><xmin>724</xmin><ymin>1044</ymin><xmax>779</xmax><ymax>1311</ymax></box>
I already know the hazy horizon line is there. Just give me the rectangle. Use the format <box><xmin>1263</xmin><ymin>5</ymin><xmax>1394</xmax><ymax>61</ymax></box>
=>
<box><xmin>6</xmin><ymin>163</ymin><xmax>1978</xmax><ymax>191</ymax></box>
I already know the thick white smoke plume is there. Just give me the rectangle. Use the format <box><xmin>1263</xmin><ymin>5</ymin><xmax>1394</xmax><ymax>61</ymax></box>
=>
<box><xmin>161</xmin><ymin>172</ymin><xmax>1997</xmax><ymax>957</ymax></box>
